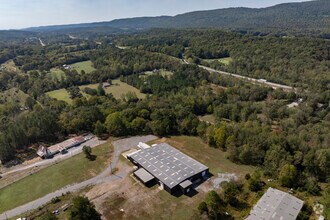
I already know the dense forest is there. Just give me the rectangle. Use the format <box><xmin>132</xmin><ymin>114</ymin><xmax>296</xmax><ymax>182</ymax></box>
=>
<box><xmin>0</xmin><ymin>27</ymin><xmax>329</xmax><ymax>218</ymax></box>
<box><xmin>116</xmin><ymin>29</ymin><xmax>330</xmax><ymax>95</ymax></box>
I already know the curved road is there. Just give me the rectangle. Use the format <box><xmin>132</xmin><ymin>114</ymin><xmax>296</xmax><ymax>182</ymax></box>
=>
<box><xmin>0</xmin><ymin>135</ymin><xmax>158</xmax><ymax>220</ymax></box>
<box><xmin>198</xmin><ymin>64</ymin><xmax>295</xmax><ymax>92</ymax></box>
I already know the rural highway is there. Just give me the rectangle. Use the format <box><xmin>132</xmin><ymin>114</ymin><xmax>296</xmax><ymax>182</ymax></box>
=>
<box><xmin>38</xmin><ymin>38</ymin><xmax>46</xmax><ymax>47</ymax></box>
<box><xmin>199</xmin><ymin>64</ymin><xmax>295</xmax><ymax>91</ymax></box>
<box><xmin>0</xmin><ymin>135</ymin><xmax>157</xmax><ymax>220</ymax></box>
<box><xmin>182</xmin><ymin>58</ymin><xmax>295</xmax><ymax>92</ymax></box>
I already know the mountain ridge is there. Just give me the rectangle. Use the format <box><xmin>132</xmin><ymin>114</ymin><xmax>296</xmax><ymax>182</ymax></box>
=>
<box><xmin>24</xmin><ymin>0</ymin><xmax>330</xmax><ymax>35</ymax></box>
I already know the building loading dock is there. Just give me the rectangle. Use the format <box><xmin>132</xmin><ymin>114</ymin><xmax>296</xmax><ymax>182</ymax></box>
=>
<box><xmin>128</xmin><ymin>143</ymin><xmax>209</xmax><ymax>195</ymax></box>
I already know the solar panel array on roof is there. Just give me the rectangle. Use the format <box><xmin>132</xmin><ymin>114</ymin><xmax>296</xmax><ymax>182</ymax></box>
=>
<box><xmin>246</xmin><ymin>187</ymin><xmax>304</xmax><ymax>220</ymax></box>
<box><xmin>129</xmin><ymin>143</ymin><xmax>208</xmax><ymax>189</ymax></box>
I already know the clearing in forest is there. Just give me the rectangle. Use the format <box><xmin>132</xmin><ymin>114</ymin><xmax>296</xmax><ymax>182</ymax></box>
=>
<box><xmin>0</xmin><ymin>88</ymin><xmax>30</xmax><ymax>106</ymax></box>
<box><xmin>47</xmin><ymin>68</ymin><xmax>66</xmax><ymax>81</ymax></box>
<box><xmin>46</xmin><ymin>89</ymin><xmax>72</xmax><ymax>104</ymax></box>
<box><xmin>0</xmin><ymin>60</ymin><xmax>21</xmax><ymax>73</ymax></box>
<box><xmin>204</xmin><ymin>57</ymin><xmax>233</xmax><ymax>65</ymax></box>
<box><xmin>142</xmin><ymin>69</ymin><xmax>174</xmax><ymax>78</ymax></box>
<box><xmin>80</xmin><ymin>79</ymin><xmax>146</xmax><ymax>100</ymax></box>
<box><xmin>71</xmin><ymin>60</ymin><xmax>96</xmax><ymax>74</ymax></box>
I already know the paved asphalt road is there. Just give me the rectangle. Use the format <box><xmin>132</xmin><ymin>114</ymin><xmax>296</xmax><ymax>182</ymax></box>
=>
<box><xmin>199</xmin><ymin>65</ymin><xmax>295</xmax><ymax>91</ymax></box>
<box><xmin>0</xmin><ymin>135</ymin><xmax>158</xmax><ymax>219</ymax></box>
<box><xmin>1</xmin><ymin>137</ymin><xmax>105</xmax><ymax>178</ymax></box>
<box><xmin>181</xmin><ymin>58</ymin><xmax>295</xmax><ymax>92</ymax></box>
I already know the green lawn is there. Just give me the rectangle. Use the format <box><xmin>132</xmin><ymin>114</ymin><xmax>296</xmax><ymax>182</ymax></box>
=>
<box><xmin>0</xmin><ymin>141</ymin><xmax>113</xmax><ymax>213</ymax></box>
<box><xmin>46</xmin><ymin>89</ymin><xmax>72</xmax><ymax>104</ymax></box>
<box><xmin>80</xmin><ymin>79</ymin><xmax>146</xmax><ymax>100</ymax></box>
<box><xmin>204</xmin><ymin>57</ymin><xmax>233</xmax><ymax>65</ymax></box>
<box><xmin>47</xmin><ymin>68</ymin><xmax>66</xmax><ymax>81</ymax></box>
<box><xmin>71</xmin><ymin>60</ymin><xmax>95</xmax><ymax>74</ymax></box>
<box><xmin>149</xmin><ymin>136</ymin><xmax>255</xmax><ymax>175</ymax></box>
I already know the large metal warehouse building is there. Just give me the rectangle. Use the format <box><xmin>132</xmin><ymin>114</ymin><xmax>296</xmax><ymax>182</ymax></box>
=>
<box><xmin>246</xmin><ymin>187</ymin><xmax>304</xmax><ymax>220</ymax></box>
<box><xmin>127</xmin><ymin>143</ymin><xmax>209</xmax><ymax>194</ymax></box>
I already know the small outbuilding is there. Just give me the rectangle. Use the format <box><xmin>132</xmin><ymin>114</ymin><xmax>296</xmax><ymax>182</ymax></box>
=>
<box><xmin>179</xmin><ymin>180</ymin><xmax>193</xmax><ymax>194</ymax></box>
<box><xmin>134</xmin><ymin>168</ymin><xmax>155</xmax><ymax>187</ymax></box>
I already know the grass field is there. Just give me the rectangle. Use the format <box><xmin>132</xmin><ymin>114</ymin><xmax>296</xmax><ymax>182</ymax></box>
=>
<box><xmin>46</xmin><ymin>89</ymin><xmax>72</xmax><ymax>104</ymax></box>
<box><xmin>71</xmin><ymin>60</ymin><xmax>95</xmax><ymax>74</ymax></box>
<box><xmin>204</xmin><ymin>57</ymin><xmax>233</xmax><ymax>65</ymax></box>
<box><xmin>143</xmin><ymin>69</ymin><xmax>174</xmax><ymax>79</ymax></box>
<box><xmin>47</xmin><ymin>80</ymin><xmax>145</xmax><ymax>104</ymax></box>
<box><xmin>47</xmin><ymin>68</ymin><xmax>66</xmax><ymax>81</ymax></box>
<box><xmin>199</xmin><ymin>114</ymin><xmax>216</xmax><ymax>124</ymax></box>
<box><xmin>149</xmin><ymin>136</ymin><xmax>255</xmax><ymax>175</ymax></box>
<box><xmin>0</xmin><ymin>141</ymin><xmax>113</xmax><ymax>213</ymax></box>
<box><xmin>0</xmin><ymin>88</ymin><xmax>30</xmax><ymax>106</ymax></box>
<box><xmin>80</xmin><ymin>79</ymin><xmax>146</xmax><ymax>100</ymax></box>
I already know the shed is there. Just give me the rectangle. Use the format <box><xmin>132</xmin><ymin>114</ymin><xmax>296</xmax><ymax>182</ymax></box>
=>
<box><xmin>179</xmin><ymin>180</ymin><xmax>193</xmax><ymax>194</ymax></box>
<box><xmin>134</xmin><ymin>168</ymin><xmax>155</xmax><ymax>186</ymax></box>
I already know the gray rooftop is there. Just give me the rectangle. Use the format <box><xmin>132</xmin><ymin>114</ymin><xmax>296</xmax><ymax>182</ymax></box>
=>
<box><xmin>129</xmin><ymin>143</ymin><xmax>208</xmax><ymax>189</ymax></box>
<box><xmin>134</xmin><ymin>168</ymin><xmax>155</xmax><ymax>183</ymax></box>
<box><xmin>246</xmin><ymin>187</ymin><xmax>304</xmax><ymax>220</ymax></box>
<box><xmin>179</xmin><ymin>180</ymin><xmax>193</xmax><ymax>189</ymax></box>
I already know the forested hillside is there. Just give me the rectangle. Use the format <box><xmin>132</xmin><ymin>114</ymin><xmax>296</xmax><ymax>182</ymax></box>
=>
<box><xmin>116</xmin><ymin>29</ymin><xmax>330</xmax><ymax>94</ymax></box>
<box><xmin>26</xmin><ymin>0</ymin><xmax>330</xmax><ymax>37</ymax></box>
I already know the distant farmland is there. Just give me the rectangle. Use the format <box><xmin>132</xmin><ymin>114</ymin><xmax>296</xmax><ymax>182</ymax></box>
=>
<box><xmin>80</xmin><ymin>79</ymin><xmax>146</xmax><ymax>99</ymax></box>
<box><xmin>47</xmin><ymin>79</ymin><xmax>146</xmax><ymax>104</ymax></box>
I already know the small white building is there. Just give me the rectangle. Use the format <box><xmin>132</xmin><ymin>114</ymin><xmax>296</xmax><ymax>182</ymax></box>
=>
<box><xmin>137</xmin><ymin>142</ymin><xmax>151</xmax><ymax>149</ymax></box>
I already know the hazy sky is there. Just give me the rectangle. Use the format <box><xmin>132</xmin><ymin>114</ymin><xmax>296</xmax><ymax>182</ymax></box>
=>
<box><xmin>0</xmin><ymin>0</ymin><xmax>310</xmax><ymax>29</ymax></box>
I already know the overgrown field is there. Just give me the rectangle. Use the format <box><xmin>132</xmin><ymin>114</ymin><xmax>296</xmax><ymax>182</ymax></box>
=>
<box><xmin>203</xmin><ymin>57</ymin><xmax>233</xmax><ymax>65</ymax></box>
<box><xmin>0</xmin><ymin>88</ymin><xmax>30</xmax><ymax>106</ymax></box>
<box><xmin>47</xmin><ymin>68</ymin><xmax>66</xmax><ymax>80</ymax></box>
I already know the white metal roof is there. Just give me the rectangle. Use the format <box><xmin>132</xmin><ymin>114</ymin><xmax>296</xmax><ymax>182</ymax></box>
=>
<box><xmin>246</xmin><ymin>187</ymin><xmax>304</xmax><ymax>220</ymax></box>
<box><xmin>129</xmin><ymin>143</ymin><xmax>208</xmax><ymax>189</ymax></box>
